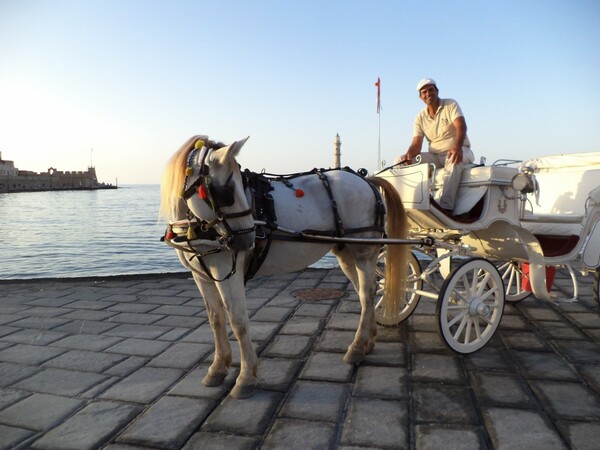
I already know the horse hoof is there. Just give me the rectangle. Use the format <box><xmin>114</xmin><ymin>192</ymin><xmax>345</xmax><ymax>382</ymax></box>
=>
<box><xmin>343</xmin><ymin>349</ymin><xmax>365</xmax><ymax>365</ymax></box>
<box><xmin>230</xmin><ymin>383</ymin><xmax>255</xmax><ymax>399</ymax></box>
<box><xmin>203</xmin><ymin>372</ymin><xmax>227</xmax><ymax>387</ymax></box>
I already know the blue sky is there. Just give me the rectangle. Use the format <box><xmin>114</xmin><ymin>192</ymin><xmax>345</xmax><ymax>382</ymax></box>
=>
<box><xmin>1</xmin><ymin>0</ymin><xmax>599</xmax><ymax>184</ymax></box>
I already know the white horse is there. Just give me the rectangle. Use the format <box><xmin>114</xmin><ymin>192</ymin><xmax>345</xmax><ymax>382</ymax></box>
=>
<box><xmin>160</xmin><ymin>135</ymin><xmax>409</xmax><ymax>398</ymax></box>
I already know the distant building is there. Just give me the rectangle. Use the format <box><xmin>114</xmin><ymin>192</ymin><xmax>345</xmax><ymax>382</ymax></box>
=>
<box><xmin>0</xmin><ymin>151</ymin><xmax>116</xmax><ymax>193</ymax></box>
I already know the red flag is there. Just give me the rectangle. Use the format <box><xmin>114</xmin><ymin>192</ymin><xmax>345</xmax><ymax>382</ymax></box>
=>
<box><xmin>375</xmin><ymin>77</ymin><xmax>381</xmax><ymax>113</ymax></box>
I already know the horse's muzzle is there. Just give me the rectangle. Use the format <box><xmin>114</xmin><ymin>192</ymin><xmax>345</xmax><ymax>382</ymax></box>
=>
<box><xmin>229</xmin><ymin>231</ymin><xmax>256</xmax><ymax>252</ymax></box>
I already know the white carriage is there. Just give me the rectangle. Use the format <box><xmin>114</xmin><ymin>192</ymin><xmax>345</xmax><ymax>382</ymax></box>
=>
<box><xmin>376</xmin><ymin>152</ymin><xmax>600</xmax><ymax>353</ymax></box>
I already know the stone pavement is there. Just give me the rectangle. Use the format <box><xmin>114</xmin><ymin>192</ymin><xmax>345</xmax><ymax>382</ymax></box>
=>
<box><xmin>1</xmin><ymin>267</ymin><xmax>600</xmax><ymax>449</ymax></box>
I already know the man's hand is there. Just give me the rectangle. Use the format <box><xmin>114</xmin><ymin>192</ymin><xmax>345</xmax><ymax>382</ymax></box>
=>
<box><xmin>447</xmin><ymin>146</ymin><xmax>463</xmax><ymax>165</ymax></box>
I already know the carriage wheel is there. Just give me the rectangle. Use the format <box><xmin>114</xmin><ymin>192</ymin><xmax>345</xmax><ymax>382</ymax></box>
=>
<box><xmin>496</xmin><ymin>260</ymin><xmax>531</xmax><ymax>302</ymax></box>
<box><xmin>437</xmin><ymin>258</ymin><xmax>505</xmax><ymax>354</ymax></box>
<box><xmin>594</xmin><ymin>267</ymin><xmax>600</xmax><ymax>305</ymax></box>
<box><xmin>375</xmin><ymin>249</ymin><xmax>422</xmax><ymax>326</ymax></box>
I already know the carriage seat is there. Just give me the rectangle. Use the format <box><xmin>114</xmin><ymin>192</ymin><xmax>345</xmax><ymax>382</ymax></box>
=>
<box><xmin>431</xmin><ymin>164</ymin><xmax>518</xmax><ymax>215</ymax></box>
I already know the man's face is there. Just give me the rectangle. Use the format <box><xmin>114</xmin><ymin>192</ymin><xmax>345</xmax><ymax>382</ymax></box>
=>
<box><xmin>419</xmin><ymin>84</ymin><xmax>438</xmax><ymax>105</ymax></box>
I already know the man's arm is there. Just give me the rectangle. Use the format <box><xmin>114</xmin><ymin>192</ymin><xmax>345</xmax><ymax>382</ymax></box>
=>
<box><xmin>447</xmin><ymin>116</ymin><xmax>467</xmax><ymax>165</ymax></box>
<box><xmin>396</xmin><ymin>135</ymin><xmax>423</xmax><ymax>164</ymax></box>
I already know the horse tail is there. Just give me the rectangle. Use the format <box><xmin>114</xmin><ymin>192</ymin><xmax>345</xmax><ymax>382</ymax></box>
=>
<box><xmin>368</xmin><ymin>176</ymin><xmax>409</xmax><ymax>321</ymax></box>
<box><xmin>160</xmin><ymin>135</ymin><xmax>202</xmax><ymax>221</ymax></box>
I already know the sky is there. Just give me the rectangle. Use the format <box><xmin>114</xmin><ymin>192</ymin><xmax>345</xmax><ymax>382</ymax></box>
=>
<box><xmin>1</xmin><ymin>0</ymin><xmax>599</xmax><ymax>184</ymax></box>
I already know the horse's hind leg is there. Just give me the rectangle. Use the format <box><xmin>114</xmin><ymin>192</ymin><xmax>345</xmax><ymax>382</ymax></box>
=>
<box><xmin>333</xmin><ymin>246</ymin><xmax>378</xmax><ymax>364</ymax></box>
<box><xmin>216</xmin><ymin>277</ymin><xmax>258</xmax><ymax>399</ymax></box>
<box><xmin>194</xmin><ymin>278</ymin><xmax>232</xmax><ymax>387</ymax></box>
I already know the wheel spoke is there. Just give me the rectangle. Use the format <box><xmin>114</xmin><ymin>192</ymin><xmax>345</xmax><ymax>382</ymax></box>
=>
<box><xmin>464</xmin><ymin>318</ymin><xmax>473</xmax><ymax>344</ymax></box>
<box><xmin>447</xmin><ymin>310</ymin><xmax>467</xmax><ymax>327</ymax></box>
<box><xmin>479</xmin><ymin>285</ymin><xmax>498</xmax><ymax>302</ymax></box>
<box><xmin>474</xmin><ymin>317</ymin><xmax>482</xmax><ymax>338</ymax></box>
<box><xmin>453</xmin><ymin>314</ymin><xmax>469</xmax><ymax>340</ymax></box>
<box><xmin>476</xmin><ymin>272</ymin><xmax>491</xmax><ymax>296</ymax></box>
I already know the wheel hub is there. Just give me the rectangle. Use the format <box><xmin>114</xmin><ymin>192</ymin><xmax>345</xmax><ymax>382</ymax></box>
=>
<box><xmin>469</xmin><ymin>298</ymin><xmax>491</xmax><ymax>317</ymax></box>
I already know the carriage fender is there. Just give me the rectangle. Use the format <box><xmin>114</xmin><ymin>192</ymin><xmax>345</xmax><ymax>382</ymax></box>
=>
<box><xmin>510</xmin><ymin>225</ymin><xmax>553</xmax><ymax>302</ymax></box>
<box><xmin>582</xmin><ymin>219</ymin><xmax>600</xmax><ymax>268</ymax></box>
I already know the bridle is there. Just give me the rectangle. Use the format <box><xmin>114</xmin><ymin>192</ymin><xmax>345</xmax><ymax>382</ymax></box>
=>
<box><xmin>174</xmin><ymin>139</ymin><xmax>256</xmax><ymax>281</ymax></box>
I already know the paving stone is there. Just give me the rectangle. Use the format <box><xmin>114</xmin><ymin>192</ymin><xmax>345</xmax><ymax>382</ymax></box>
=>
<box><xmin>553</xmin><ymin>340</ymin><xmax>600</xmax><ymax>364</ymax></box>
<box><xmin>471</xmin><ymin>372</ymin><xmax>537</xmax><ymax>408</ymax></box>
<box><xmin>0</xmin><ymin>423</ymin><xmax>34</xmax><ymax>450</ymax></box>
<box><xmin>60</xmin><ymin>309</ymin><xmax>119</xmax><ymax>322</ymax></box>
<box><xmin>248</xmin><ymin>321</ymin><xmax>281</xmax><ymax>342</ymax></box>
<box><xmin>182</xmin><ymin>432</ymin><xmax>258</xmax><ymax>450</ymax></box>
<box><xmin>300</xmin><ymin>352</ymin><xmax>354</xmax><ymax>382</ymax></box>
<box><xmin>150</xmin><ymin>305</ymin><xmax>203</xmax><ymax>316</ymax></box>
<box><xmin>578</xmin><ymin>364</ymin><xmax>600</xmax><ymax>394</ymax></box>
<box><xmin>463</xmin><ymin>347</ymin><xmax>513</xmax><ymax>372</ymax></box>
<box><xmin>293</xmin><ymin>302</ymin><xmax>334</xmax><ymax>317</ymax></box>
<box><xmin>105</xmin><ymin>338</ymin><xmax>171</xmax><ymax>357</ymax></box>
<box><xmin>118</xmin><ymin>396</ymin><xmax>214</xmax><ymax>448</ymax></box>
<box><xmin>567</xmin><ymin>313</ymin><xmax>600</xmax><ymax>328</ymax></box>
<box><xmin>413</xmin><ymin>384</ymin><xmax>478</xmax><ymax>425</ymax></box>
<box><xmin>147</xmin><ymin>342</ymin><xmax>212</xmax><ymax>369</ymax></box>
<box><xmin>42</xmin><ymin>349</ymin><xmax>127</xmax><ymax>372</ymax></box>
<box><xmin>53</xmin><ymin>320</ymin><xmax>119</xmax><ymax>335</ymax></box>
<box><xmin>352</xmin><ymin>365</ymin><xmax>407</xmax><ymax>399</ymax></box>
<box><xmin>519</xmin><ymin>306</ymin><xmax>564</xmax><ymax>321</ymax></box>
<box><xmin>13</xmin><ymin>367</ymin><xmax>108</xmax><ymax>396</ymax></box>
<box><xmin>0</xmin><ymin>389</ymin><xmax>29</xmax><ymax>410</ymax></box>
<box><xmin>415</xmin><ymin>424</ymin><xmax>485</xmax><ymax>450</ymax></box>
<box><xmin>501</xmin><ymin>330</ymin><xmax>550</xmax><ymax>350</ymax></box>
<box><xmin>31</xmin><ymin>401</ymin><xmax>141</xmax><ymax>450</ymax></box>
<box><xmin>101</xmin><ymin>367</ymin><xmax>184</xmax><ymax>403</ymax></box>
<box><xmin>341</xmin><ymin>397</ymin><xmax>407</xmax><ymax>448</ymax></box>
<box><xmin>555</xmin><ymin>420</ymin><xmax>600</xmax><ymax>449</ymax></box>
<box><xmin>513</xmin><ymin>350</ymin><xmax>579</xmax><ymax>380</ymax></box>
<box><xmin>153</xmin><ymin>315</ymin><xmax>205</xmax><ymax>328</ymax></box>
<box><xmin>530</xmin><ymin>380</ymin><xmax>600</xmax><ymax>420</ymax></box>
<box><xmin>316</xmin><ymin>330</ymin><xmax>355</xmax><ymax>352</ymax></box>
<box><xmin>1</xmin><ymin>328</ymin><xmax>67</xmax><ymax>346</ymax></box>
<box><xmin>327</xmin><ymin>313</ymin><xmax>360</xmax><ymax>331</ymax></box>
<box><xmin>264</xmin><ymin>335</ymin><xmax>313</xmax><ymax>358</ymax></box>
<box><xmin>0</xmin><ymin>343</ymin><xmax>66</xmax><ymax>365</ymax></box>
<box><xmin>250</xmin><ymin>306</ymin><xmax>293</xmax><ymax>322</ymax></box>
<box><xmin>104</xmin><ymin>324</ymin><xmax>172</xmax><ymax>339</ymax></box>
<box><xmin>182</xmin><ymin>323</ymin><xmax>221</xmax><ymax>344</ymax></box>
<box><xmin>280</xmin><ymin>380</ymin><xmax>349</xmax><ymax>421</ymax></box>
<box><xmin>0</xmin><ymin>362</ymin><xmax>42</xmax><ymax>387</ymax></box>
<box><xmin>499</xmin><ymin>314</ymin><xmax>532</xmax><ymax>330</ymax></box>
<box><xmin>168</xmin><ymin>365</ymin><xmax>234</xmax><ymax>399</ymax></box>
<box><xmin>363</xmin><ymin>341</ymin><xmax>405</xmax><ymax>367</ymax></box>
<box><xmin>256</xmin><ymin>358</ymin><xmax>302</xmax><ymax>392</ymax></box>
<box><xmin>536</xmin><ymin>322</ymin><xmax>587</xmax><ymax>340</ymax></box>
<box><xmin>482</xmin><ymin>407</ymin><xmax>567</xmax><ymax>449</ymax></box>
<box><xmin>262</xmin><ymin>418</ymin><xmax>337</xmax><ymax>450</ymax></box>
<box><xmin>104</xmin><ymin>356</ymin><xmax>149</xmax><ymax>377</ymax></box>
<box><xmin>202</xmin><ymin>390</ymin><xmax>282</xmax><ymax>435</ymax></box>
<box><xmin>0</xmin><ymin>393</ymin><xmax>84</xmax><ymax>430</ymax></box>
<box><xmin>411</xmin><ymin>331</ymin><xmax>449</xmax><ymax>352</ymax></box>
<box><xmin>279</xmin><ymin>316</ymin><xmax>324</xmax><ymax>335</ymax></box>
<box><xmin>409</xmin><ymin>314</ymin><xmax>437</xmax><ymax>332</ymax></box>
<box><xmin>51</xmin><ymin>334</ymin><xmax>123</xmax><ymax>352</ymax></box>
<box><xmin>109</xmin><ymin>312</ymin><xmax>165</xmax><ymax>325</ymax></box>
<box><xmin>412</xmin><ymin>353</ymin><xmax>464</xmax><ymax>384</ymax></box>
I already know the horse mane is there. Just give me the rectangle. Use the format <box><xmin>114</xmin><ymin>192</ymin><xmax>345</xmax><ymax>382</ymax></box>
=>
<box><xmin>159</xmin><ymin>135</ymin><xmax>200</xmax><ymax>221</ymax></box>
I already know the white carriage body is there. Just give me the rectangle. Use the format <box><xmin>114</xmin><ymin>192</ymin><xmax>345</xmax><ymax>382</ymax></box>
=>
<box><xmin>378</xmin><ymin>152</ymin><xmax>600</xmax><ymax>302</ymax></box>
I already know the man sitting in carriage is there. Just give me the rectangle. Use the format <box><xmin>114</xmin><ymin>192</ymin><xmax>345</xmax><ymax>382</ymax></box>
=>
<box><xmin>395</xmin><ymin>78</ymin><xmax>475</xmax><ymax>214</ymax></box>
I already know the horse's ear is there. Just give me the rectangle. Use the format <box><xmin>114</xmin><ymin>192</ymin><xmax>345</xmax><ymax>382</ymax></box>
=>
<box><xmin>226</xmin><ymin>136</ymin><xmax>250</xmax><ymax>159</ymax></box>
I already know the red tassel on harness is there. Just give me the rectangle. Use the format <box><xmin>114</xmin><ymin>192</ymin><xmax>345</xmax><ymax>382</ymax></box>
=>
<box><xmin>198</xmin><ymin>185</ymin><xmax>209</xmax><ymax>200</ymax></box>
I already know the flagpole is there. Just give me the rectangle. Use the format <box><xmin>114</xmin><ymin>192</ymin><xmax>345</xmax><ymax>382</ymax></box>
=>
<box><xmin>375</xmin><ymin>77</ymin><xmax>381</xmax><ymax>170</ymax></box>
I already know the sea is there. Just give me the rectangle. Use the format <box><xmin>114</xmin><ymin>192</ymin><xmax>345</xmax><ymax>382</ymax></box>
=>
<box><xmin>0</xmin><ymin>185</ymin><xmax>338</xmax><ymax>280</ymax></box>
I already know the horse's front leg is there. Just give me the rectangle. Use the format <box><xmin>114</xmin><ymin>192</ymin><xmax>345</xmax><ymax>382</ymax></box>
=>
<box><xmin>216</xmin><ymin>271</ymin><xmax>258</xmax><ymax>399</ymax></box>
<box><xmin>194</xmin><ymin>276</ymin><xmax>232</xmax><ymax>387</ymax></box>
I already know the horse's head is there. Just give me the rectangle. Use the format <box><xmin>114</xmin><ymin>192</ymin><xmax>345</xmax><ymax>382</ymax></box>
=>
<box><xmin>161</xmin><ymin>135</ymin><xmax>255</xmax><ymax>252</ymax></box>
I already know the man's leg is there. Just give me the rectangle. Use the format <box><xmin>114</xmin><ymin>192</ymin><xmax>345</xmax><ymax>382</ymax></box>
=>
<box><xmin>439</xmin><ymin>148</ymin><xmax>474</xmax><ymax>211</ymax></box>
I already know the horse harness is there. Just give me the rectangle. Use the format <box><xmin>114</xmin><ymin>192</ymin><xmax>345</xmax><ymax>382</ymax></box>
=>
<box><xmin>163</xmin><ymin>153</ymin><xmax>387</xmax><ymax>283</ymax></box>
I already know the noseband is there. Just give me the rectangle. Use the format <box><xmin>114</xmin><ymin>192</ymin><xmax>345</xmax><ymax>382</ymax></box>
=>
<box><xmin>170</xmin><ymin>140</ymin><xmax>256</xmax><ymax>281</ymax></box>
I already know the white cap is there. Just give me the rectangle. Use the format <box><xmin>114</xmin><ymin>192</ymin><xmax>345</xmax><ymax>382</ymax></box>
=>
<box><xmin>417</xmin><ymin>78</ymin><xmax>436</xmax><ymax>91</ymax></box>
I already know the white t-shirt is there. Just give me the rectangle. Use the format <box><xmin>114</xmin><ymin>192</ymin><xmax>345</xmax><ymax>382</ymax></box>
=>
<box><xmin>413</xmin><ymin>98</ymin><xmax>471</xmax><ymax>154</ymax></box>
